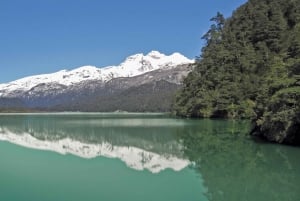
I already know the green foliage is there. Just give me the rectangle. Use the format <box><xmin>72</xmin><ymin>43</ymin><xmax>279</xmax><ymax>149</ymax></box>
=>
<box><xmin>173</xmin><ymin>0</ymin><xmax>300</xmax><ymax>144</ymax></box>
<box><xmin>176</xmin><ymin>119</ymin><xmax>300</xmax><ymax>201</ymax></box>
<box><xmin>55</xmin><ymin>80</ymin><xmax>180</xmax><ymax>112</ymax></box>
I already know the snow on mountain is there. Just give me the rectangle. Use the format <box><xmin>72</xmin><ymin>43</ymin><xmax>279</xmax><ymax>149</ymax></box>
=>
<box><xmin>0</xmin><ymin>51</ymin><xmax>193</xmax><ymax>94</ymax></box>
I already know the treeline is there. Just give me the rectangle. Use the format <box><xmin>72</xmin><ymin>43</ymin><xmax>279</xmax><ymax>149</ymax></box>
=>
<box><xmin>173</xmin><ymin>0</ymin><xmax>300</xmax><ymax>144</ymax></box>
<box><xmin>54</xmin><ymin>80</ymin><xmax>180</xmax><ymax>112</ymax></box>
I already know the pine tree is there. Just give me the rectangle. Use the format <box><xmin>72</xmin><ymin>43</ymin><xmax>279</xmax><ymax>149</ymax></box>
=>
<box><xmin>173</xmin><ymin>0</ymin><xmax>300</xmax><ymax>145</ymax></box>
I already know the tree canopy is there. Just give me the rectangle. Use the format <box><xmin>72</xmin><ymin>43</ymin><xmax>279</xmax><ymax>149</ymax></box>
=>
<box><xmin>173</xmin><ymin>0</ymin><xmax>300</xmax><ymax>145</ymax></box>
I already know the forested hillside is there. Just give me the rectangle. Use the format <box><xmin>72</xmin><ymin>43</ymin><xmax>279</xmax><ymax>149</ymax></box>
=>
<box><xmin>54</xmin><ymin>80</ymin><xmax>180</xmax><ymax>112</ymax></box>
<box><xmin>173</xmin><ymin>0</ymin><xmax>300</xmax><ymax>144</ymax></box>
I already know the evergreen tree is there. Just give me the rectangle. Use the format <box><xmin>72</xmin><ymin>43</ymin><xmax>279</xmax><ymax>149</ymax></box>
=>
<box><xmin>173</xmin><ymin>0</ymin><xmax>300</xmax><ymax>145</ymax></box>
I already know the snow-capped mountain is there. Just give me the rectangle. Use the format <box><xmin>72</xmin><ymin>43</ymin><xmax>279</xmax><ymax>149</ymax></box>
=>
<box><xmin>0</xmin><ymin>51</ymin><xmax>193</xmax><ymax>94</ymax></box>
<box><xmin>0</xmin><ymin>51</ymin><xmax>193</xmax><ymax>111</ymax></box>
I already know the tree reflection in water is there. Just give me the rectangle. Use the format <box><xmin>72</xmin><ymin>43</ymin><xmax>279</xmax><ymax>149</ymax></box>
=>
<box><xmin>177</xmin><ymin>119</ymin><xmax>300</xmax><ymax>201</ymax></box>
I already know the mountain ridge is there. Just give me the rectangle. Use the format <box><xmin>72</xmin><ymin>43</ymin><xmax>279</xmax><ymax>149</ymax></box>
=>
<box><xmin>0</xmin><ymin>51</ymin><xmax>193</xmax><ymax>96</ymax></box>
<box><xmin>0</xmin><ymin>51</ymin><xmax>193</xmax><ymax>112</ymax></box>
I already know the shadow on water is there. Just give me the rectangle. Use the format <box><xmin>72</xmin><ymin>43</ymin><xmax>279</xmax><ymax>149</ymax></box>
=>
<box><xmin>176</xmin><ymin>119</ymin><xmax>300</xmax><ymax>201</ymax></box>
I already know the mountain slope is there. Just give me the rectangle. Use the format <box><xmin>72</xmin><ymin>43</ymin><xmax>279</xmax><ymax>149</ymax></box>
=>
<box><xmin>0</xmin><ymin>51</ymin><xmax>193</xmax><ymax>112</ymax></box>
<box><xmin>49</xmin><ymin>64</ymin><xmax>191</xmax><ymax>112</ymax></box>
<box><xmin>0</xmin><ymin>51</ymin><xmax>192</xmax><ymax>96</ymax></box>
<box><xmin>57</xmin><ymin>80</ymin><xmax>179</xmax><ymax>112</ymax></box>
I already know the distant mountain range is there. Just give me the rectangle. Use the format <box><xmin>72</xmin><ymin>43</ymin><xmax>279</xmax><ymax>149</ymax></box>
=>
<box><xmin>0</xmin><ymin>51</ymin><xmax>193</xmax><ymax>112</ymax></box>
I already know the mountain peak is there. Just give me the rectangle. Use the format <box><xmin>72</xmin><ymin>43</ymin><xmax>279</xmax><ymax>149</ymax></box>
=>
<box><xmin>0</xmin><ymin>51</ymin><xmax>193</xmax><ymax>94</ymax></box>
<box><xmin>123</xmin><ymin>53</ymin><xmax>144</xmax><ymax>62</ymax></box>
<box><xmin>146</xmin><ymin>51</ymin><xmax>166</xmax><ymax>58</ymax></box>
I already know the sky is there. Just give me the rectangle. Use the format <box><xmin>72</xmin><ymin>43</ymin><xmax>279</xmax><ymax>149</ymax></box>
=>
<box><xmin>0</xmin><ymin>0</ymin><xmax>247</xmax><ymax>83</ymax></box>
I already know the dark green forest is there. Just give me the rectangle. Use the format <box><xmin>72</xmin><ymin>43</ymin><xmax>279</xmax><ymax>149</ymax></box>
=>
<box><xmin>173</xmin><ymin>0</ymin><xmax>300</xmax><ymax>145</ymax></box>
<box><xmin>53</xmin><ymin>80</ymin><xmax>179</xmax><ymax>112</ymax></box>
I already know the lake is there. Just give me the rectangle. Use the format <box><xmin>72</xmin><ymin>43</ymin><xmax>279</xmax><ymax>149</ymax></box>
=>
<box><xmin>0</xmin><ymin>113</ymin><xmax>299</xmax><ymax>201</ymax></box>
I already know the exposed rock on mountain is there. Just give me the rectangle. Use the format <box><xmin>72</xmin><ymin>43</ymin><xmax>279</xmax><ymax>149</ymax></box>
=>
<box><xmin>0</xmin><ymin>51</ymin><xmax>193</xmax><ymax>112</ymax></box>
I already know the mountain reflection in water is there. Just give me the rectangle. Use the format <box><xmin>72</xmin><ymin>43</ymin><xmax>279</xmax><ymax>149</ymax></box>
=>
<box><xmin>0</xmin><ymin>113</ymin><xmax>299</xmax><ymax>201</ymax></box>
<box><xmin>0</xmin><ymin>113</ymin><xmax>189</xmax><ymax>173</ymax></box>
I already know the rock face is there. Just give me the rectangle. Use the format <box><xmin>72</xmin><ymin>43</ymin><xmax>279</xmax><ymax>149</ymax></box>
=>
<box><xmin>250</xmin><ymin>111</ymin><xmax>300</xmax><ymax>146</ymax></box>
<box><xmin>48</xmin><ymin>64</ymin><xmax>192</xmax><ymax>112</ymax></box>
<box><xmin>0</xmin><ymin>51</ymin><xmax>193</xmax><ymax>112</ymax></box>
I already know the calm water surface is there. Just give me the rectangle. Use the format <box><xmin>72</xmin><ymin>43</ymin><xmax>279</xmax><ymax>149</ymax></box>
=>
<box><xmin>0</xmin><ymin>113</ymin><xmax>299</xmax><ymax>201</ymax></box>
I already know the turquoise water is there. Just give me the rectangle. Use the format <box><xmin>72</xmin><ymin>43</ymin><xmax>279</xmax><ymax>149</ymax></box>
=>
<box><xmin>0</xmin><ymin>113</ymin><xmax>299</xmax><ymax>201</ymax></box>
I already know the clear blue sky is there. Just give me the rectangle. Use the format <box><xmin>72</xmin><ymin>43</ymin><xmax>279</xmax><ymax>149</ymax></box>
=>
<box><xmin>0</xmin><ymin>0</ymin><xmax>247</xmax><ymax>83</ymax></box>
